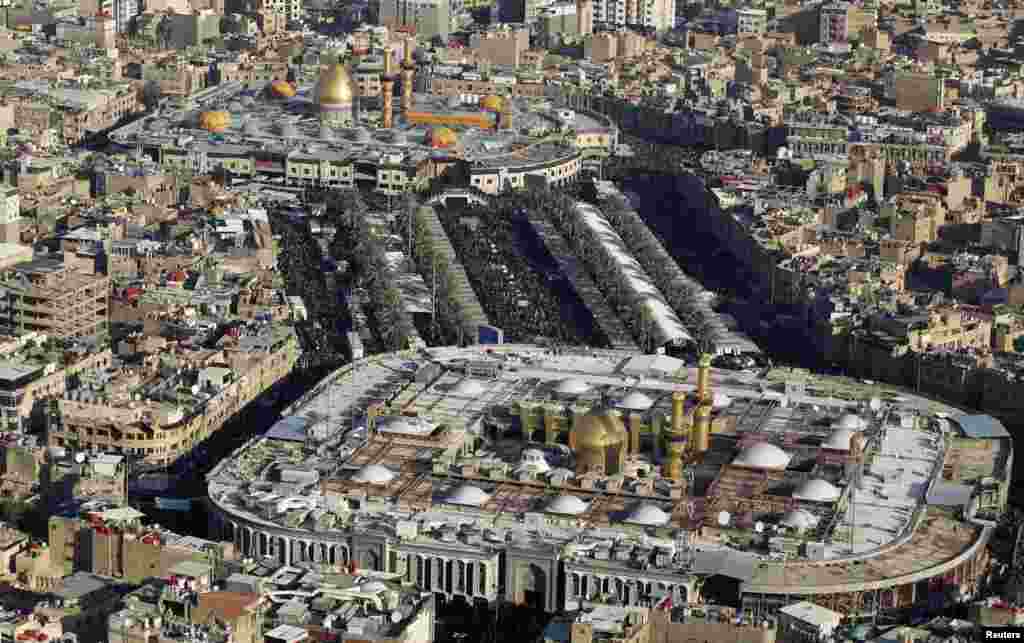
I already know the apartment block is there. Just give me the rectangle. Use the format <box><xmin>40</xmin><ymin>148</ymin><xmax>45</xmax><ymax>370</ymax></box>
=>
<box><xmin>586</xmin><ymin>31</ymin><xmax>618</xmax><ymax>62</ymax></box>
<box><xmin>539</xmin><ymin>2</ymin><xmax>591</xmax><ymax>44</ymax></box>
<box><xmin>380</xmin><ymin>0</ymin><xmax>451</xmax><ymax>41</ymax></box>
<box><xmin>894</xmin><ymin>71</ymin><xmax>945</xmax><ymax>113</ymax></box>
<box><xmin>470</xmin><ymin>27</ymin><xmax>530</xmax><ymax>67</ymax></box>
<box><xmin>818</xmin><ymin>1</ymin><xmax>875</xmax><ymax>44</ymax></box>
<box><xmin>0</xmin><ymin>259</ymin><xmax>109</xmax><ymax>339</ymax></box>
<box><xmin>591</xmin><ymin>0</ymin><xmax>675</xmax><ymax>31</ymax></box>
<box><xmin>737</xmin><ymin>7</ymin><xmax>767</xmax><ymax>34</ymax></box>
<box><xmin>46</xmin><ymin>325</ymin><xmax>299</xmax><ymax>467</ymax></box>
<box><xmin>499</xmin><ymin>0</ymin><xmax>556</xmax><ymax>23</ymax></box>
<box><xmin>0</xmin><ymin>187</ymin><xmax>20</xmax><ymax>245</ymax></box>
<box><xmin>884</xmin><ymin>192</ymin><xmax>946</xmax><ymax>244</ymax></box>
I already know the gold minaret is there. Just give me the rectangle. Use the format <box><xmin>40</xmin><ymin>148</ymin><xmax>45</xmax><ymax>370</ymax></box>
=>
<box><xmin>666</xmin><ymin>390</ymin><xmax>689</xmax><ymax>481</ymax></box>
<box><xmin>401</xmin><ymin>37</ymin><xmax>415</xmax><ymax>113</ymax></box>
<box><xmin>692</xmin><ymin>353</ymin><xmax>713</xmax><ymax>454</ymax></box>
<box><xmin>498</xmin><ymin>94</ymin><xmax>512</xmax><ymax>130</ymax></box>
<box><xmin>381</xmin><ymin>48</ymin><xmax>396</xmax><ymax>130</ymax></box>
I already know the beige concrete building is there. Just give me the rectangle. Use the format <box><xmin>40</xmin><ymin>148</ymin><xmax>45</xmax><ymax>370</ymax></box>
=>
<box><xmin>894</xmin><ymin>71</ymin><xmax>945</xmax><ymax>113</ymax></box>
<box><xmin>586</xmin><ymin>32</ymin><xmax>617</xmax><ymax>62</ymax></box>
<box><xmin>885</xmin><ymin>193</ymin><xmax>946</xmax><ymax>244</ymax></box>
<box><xmin>0</xmin><ymin>259</ymin><xmax>110</xmax><ymax>339</ymax></box>
<box><xmin>868</xmin><ymin>306</ymin><xmax>992</xmax><ymax>353</ymax></box>
<box><xmin>45</xmin><ymin>325</ymin><xmax>299</xmax><ymax>467</ymax></box>
<box><xmin>591</xmin><ymin>0</ymin><xmax>674</xmax><ymax>31</ymax></box>
<box><xmin>993</xmin><ymin>315</ymin><xmax>1024</xmax><ymax>352</ymax></box>
<box><xmin>471</xmin><ymin>27</ymin><xmax>530</xmax><ymax>67</ymax></box>
<box><xmin>545</xmin><ymin>605</ymin><xmax>779</xmax><ymax>642</ymax></box>
<box><xmin>776</xmin><ymin>601</ymin><xmax>843</xmax><ymax>643</ymax></box>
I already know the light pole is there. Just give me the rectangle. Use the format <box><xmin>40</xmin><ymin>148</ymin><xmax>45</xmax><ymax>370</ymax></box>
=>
<box><xmin>121</xmin><ymin>616</ymin><xmax>134</xmax><ymax>643</ymax></box>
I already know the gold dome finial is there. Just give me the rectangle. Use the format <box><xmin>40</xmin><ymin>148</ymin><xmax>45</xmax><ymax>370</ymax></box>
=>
<box><xmin>316</xmin><ymin>63</ymin><xmax>354</xmax><ymax>106</ymax></box>
<box><xmin>571</xmin><ymin>411</ymin><xmax>627</xmax><ymax>450</ymax></box>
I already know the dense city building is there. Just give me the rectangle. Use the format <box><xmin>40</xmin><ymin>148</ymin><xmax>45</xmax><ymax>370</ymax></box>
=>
<box><xmin>0</xmin><ymin>0</ymin><xmax>1022</xmax><ymax>640</ymax></box>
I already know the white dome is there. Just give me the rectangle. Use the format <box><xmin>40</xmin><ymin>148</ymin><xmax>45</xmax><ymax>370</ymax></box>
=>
<box><xmin>616</xmin><ymin>391</ymin><xmax>654</xmax><ymax>411</ymax></box>
<box><xmin>519</xmin><ymin>448</ymin><xmax>551</xmax><ymax>473</ymax></box>
<box><xmin>352</xmin><ymin>464</ymin><xmax>396</xmax><ymax>484</ymax></box>
<box><xmin>733</xmin><ymin>442</ymin><xmax>791</xmax><ymax>469</ymax></box>
<box><xmin>626</xmin><ymin>504</ymin><xmax>670</xmax><ymax>526</ymax></box>
<box><xmin>554</xmin><ymin>378</ymin><xmax>591</xmax><ymax>395</ymax></box>
<box><xmin>446</xmin><ymin>484</ymin><xmax>491</xmax><ymax>506</ymax></box>
<box><xmin>713</xmin><ymin>392</ymin><xmax>733</xmax><ymax>409</ymax></box>
<box><xmin>780</xmin><ymin>509</ymin><xmax>818</xmax><ymax>530</ymax></box>
<box><xmin>835</xmin><ymin>413</ymin><xmax>865</xmax><ymax>430</ymax></box>
<box><xmin>824</xmin><ymin>427</ymin><xmax>856</xmax><ymax>451</ymax></box>
<box><xmin>793</xmin><ymin>478</ymin><xmax>840</xmax><ymax>503</ymax></box>
<box><xmin>546</xmin><ymin>494</ymin><xmax>589</xmax><ymax>515</ymax></box>
<box><xmin>452</xmin><ymin>379</ymin><xmax>486</xmax><ymax>397</ymax></box>
<box><xmin>377</xmin><ymin>416</ymin><xmax>435</xmax><ymax>436</ymax></box>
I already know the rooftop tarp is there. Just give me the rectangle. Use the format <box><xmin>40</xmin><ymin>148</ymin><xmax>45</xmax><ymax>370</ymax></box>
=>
<box><xmin>265</xmin><ymin>415</ymin><xmax>309</xmax><ymax>442</ymax></box>
<box><xmin>690</xmin><ymin>550</ymin><xmax>760</xmax><ymax>582</ymax></box>
<box><xmin>100</xmin><ymin>507</ymin><xmax>145</xmax><ymax>522</ymax></box>
<box><xmin>955</xmin><ymin>415</ymin><xmax>1010</xmax><ymax>439</ymax></box>
<box><xmin>621</xmin><ymin>354</ymin><xmax>685</xmax><ymax>377</ymax></box>
<box><xmin>926</xmin><ymin>482</ymin><xmax>974</xmax><ymax>507</ymax></box>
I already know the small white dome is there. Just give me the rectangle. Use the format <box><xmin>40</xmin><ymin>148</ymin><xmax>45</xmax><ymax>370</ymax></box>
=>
<box><xmin>626</xmin><ymin>504</ymin><xmax>670</xmax><ymax>526</ymax></box>
<box><xmin>793</xmin><ymin>478</ymin><xmax>840</xmax><ymax>503</ymax></box>
<box><xmin>554</xmin><ymin>378</ymin><xmax>591</xmax><ymax>395</ymax></box>
<box><xmin>616</xmin><ymin>391</ymin><xmax>654</xmax><ymax>411</ymax></box>
<box><xmin>377</xmin><ymin>416</ymin><xmax>435</xmax><ymax>436</ymax></box>
<box><xmin>446</xmin><ymin>484</ymin><xmax>491</xmax><ymax>506</ymax></box>
<box><xmin>546</xmin><ymin>494</ymin><xmax>589</xmax><ymax>515</ymax></box>
<box><xmin>780</xmin><ymin>509</ymin><xmax>818</xmax><ymax>531</ymax></box>
<box><xmin>733</xmin><ymin>442</ymin><xmax>791</xmax><ymax>469</ymax></box>
<box><xmin>824</xmin><ymin>427</ymin><xmax>856</xmax><ymax>451</ymax></box>
<box><xmin>352</xmin><ymin>464</ymin><xmax>396</xmax><ymax>484</ymax></box>
<box><xmin>452</xmin><ymin>379</ymin><xmax>486</xmax><ymax>396</ymax></box>
<box><xmin>835</xmin><ymin>413</ymin><xmax>865</xmax><ymax>431</ymax></box>
<box><xmin>519</xmin><ymin>448</ymin><xmax>551</xmax><ymax>473</ymax></box>
<box><xmin>713</xmin><ymin>392</ymin><xmax>733</xmax><ymax>409</ymax></box>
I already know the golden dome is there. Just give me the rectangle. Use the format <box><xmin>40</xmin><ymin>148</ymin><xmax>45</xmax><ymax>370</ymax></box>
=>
<box><xmin>198</xmin><ymin>110</ymin><xmax>231</xmax><ymax>133</ymax></box>
<box><xmin>479</xmin><ymin>94</ymin><xmax>504</xmax><ymax>112</ymax></box>
<box><xmin>269</xmin><ymin>79</ymin><xmax>297</xmax><ymax>98</ymax></box>
<box><xmin>316</xmin><ymin>63</ymin><xmax>354</xmax><ymax>106</ymax></box>
<box><xmin>572</xmin><ymin>412</ymin><xmax>627</xmax><ymax>450</ymax></box>
<box><xmin>429</xmin><ymin>127</ymin><xmax>458</xmax><ymax>149</ymax></box>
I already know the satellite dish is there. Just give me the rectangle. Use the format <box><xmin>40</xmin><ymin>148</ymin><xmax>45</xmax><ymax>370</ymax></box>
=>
<box><xmin>754</xmin><ymin>521</ymin><xmax>765</xmax><ymax>533</ymax></box>
<box><xmin>74</xmin><ymin>452</ymin><xmax>86</xmax><ymax>463</ymax></box>
<box><xmin>717</xmin><ymin>511</ymin><xmax>731</xmax><ymax>527</ymax></box>
<box><xmin>390</xmin><ymin>611</ymin><xmax>403</xmax><ymax>624</ymax></box>
<box><xmin>869</xmin><ymin>397</ymin><xmax>882</xmax><ymax>412</ymax></box>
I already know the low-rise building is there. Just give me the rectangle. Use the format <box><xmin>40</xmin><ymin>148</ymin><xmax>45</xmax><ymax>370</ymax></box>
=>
<box><xmin>776</xmin><ymin>601</ymin><xmax>843</xmax><ymax>643</ymax></box>
<box><xmin>543</xmin><ymin>604</ymin><xmax>777</xmax><ymax>643</ymax></box>
<box><xmin>0</xmin><ymin>258</ymin><xmax>111</xmax><ymax>339</ymax></box>
<box><xmin>45</xmin><ymin>323</ymin><xmax>299</xmax><ymax>468</ymax></box>
<box><xmin>0</xmin><ymin>339</ymin><xmax>112</xmax><ymax>432</ymax></box>
<box><xmin>471</xmin><ymin>26</ymin><xmax>530</xmax><ymax>67</ymax></box>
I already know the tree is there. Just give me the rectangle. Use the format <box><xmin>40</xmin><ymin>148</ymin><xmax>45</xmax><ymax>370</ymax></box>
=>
<box><xmin>142</xmin><ymin>80</ymin><xmax>163</xmax><ymax>111</ymax></box>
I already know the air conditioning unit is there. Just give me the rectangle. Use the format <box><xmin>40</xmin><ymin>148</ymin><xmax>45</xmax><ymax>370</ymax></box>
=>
<box><xmin>804</xmin><ymin>542</ymin><xmax>827</xmax><ymax>560</ymax></box>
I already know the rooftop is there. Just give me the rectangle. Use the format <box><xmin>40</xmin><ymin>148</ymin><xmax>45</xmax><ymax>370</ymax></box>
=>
<box><xmin>108</xmin><ymin>86</ymin><xmax>604</xmax><ymax>172</ymax></box>
<box><xmin>206</xmin><ymin>344</ymin><xmax>1005</xmax><ymax>595</ymax></box>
